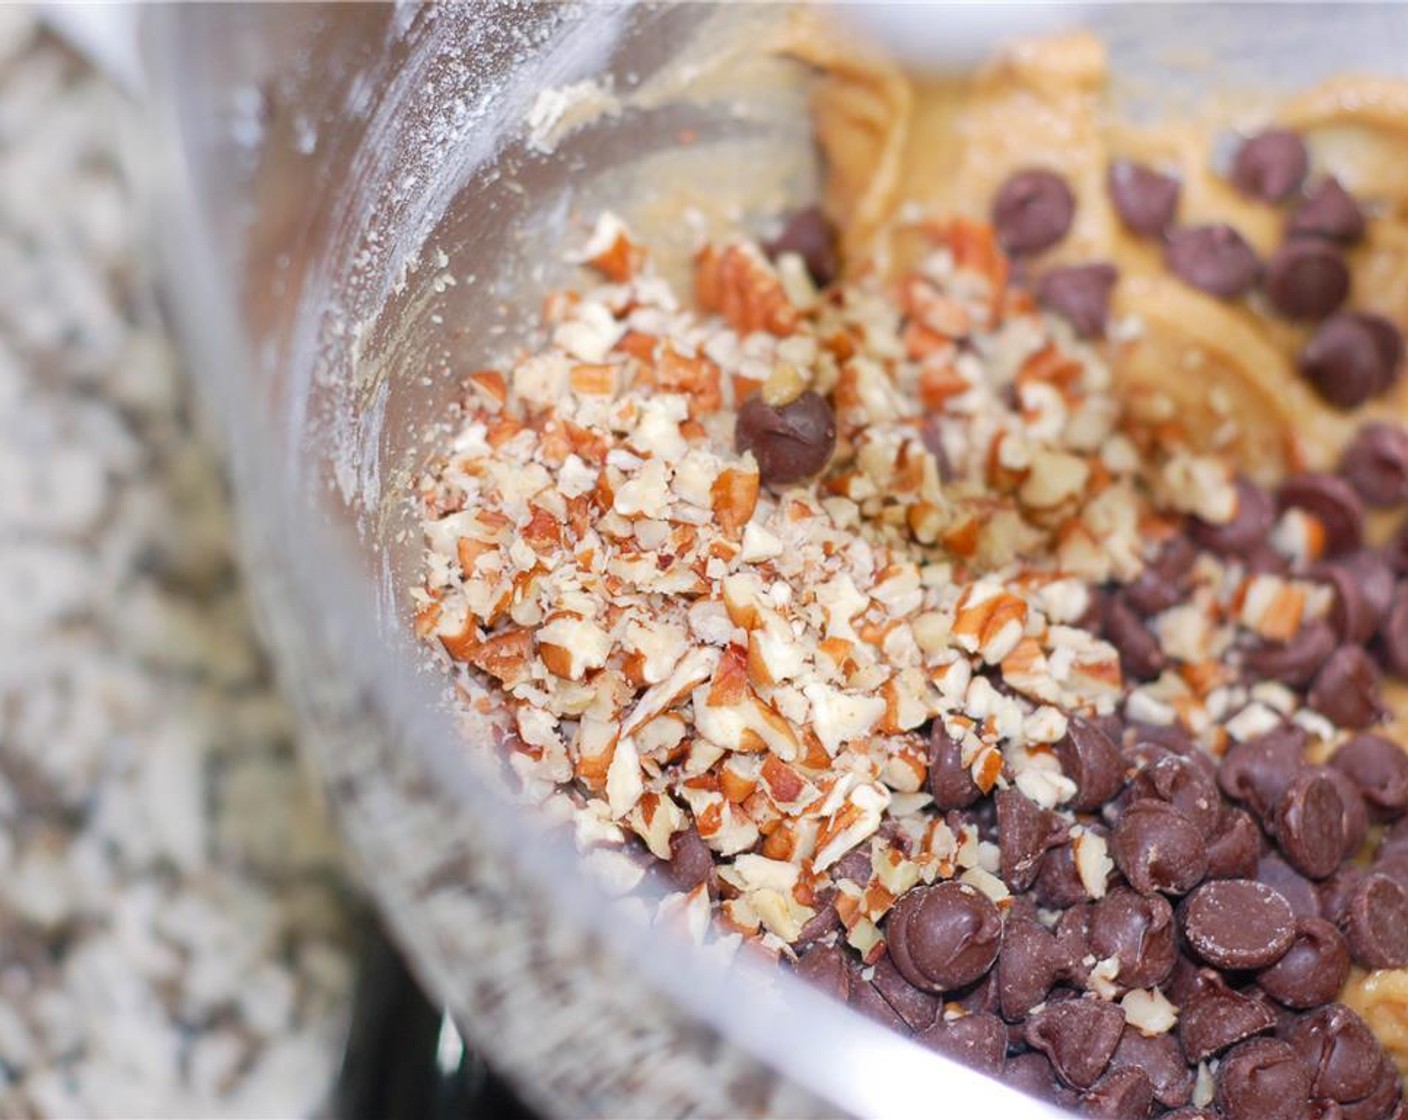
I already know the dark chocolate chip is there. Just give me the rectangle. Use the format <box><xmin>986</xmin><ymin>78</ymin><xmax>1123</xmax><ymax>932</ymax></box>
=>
<box><xmin>667</xmin><ymin>826</ymin><xmax>715</xmax><ymax>892</ymax></box>
<box><xmin>1338</xmin><ymin>1055</ymin><xmax>1402</xmax><ymax>1120</ymax></box>
<box><xmin>1318</xmin><ymin>866</ymin><xmax>1366</xmax><ymax>928</ymax></box>
<box><xmin>1080</xmin><ymin>1068</ymin><xmax>1155</xmax><ymax>1119</ymax></box>
<box><xmin>869</xmin><ymin>952</ymin><xmax>940</xmax><ymax>1031</ymax></box>
<box><xmin>1126</xmin><ymin>537</ymin><xmax>1197</xmax><ymax>616</ymax></box>
<box><xmin>1300</xmin><ymin>312</ymin><xmax>1404</xmax><ymax>410</ymax></box>
<box><xmin>1341</xmin><ymin>423</ymin><xmax>1408</xmax><ymax>508</ymax></box>
<box><xmin>794</xmin><ymin>898</ymin><xmax>841</xmax><ymax>946</ymax></box>
<box><xmin>928</xmin><ymin>719</ymin><xmax>981</xmax><ymax>810</ymax></box>
<box><xmin>1182</xmin><ymin>879</ymin><xmax>1297</xmax><ymax>970</ymax></box>
<box><xmin>1024</xmin><ymin>998</ymin><xmax>1126</xmax><ymax>1091</ymax></box>
<box><xmin>1380</xmin><ymin>580</ymin><xmax>1408</xmax><ymax>679</ymax></box>
<box><xmin>1206</xmin><ymin>809</ymin><xmax>1264</xmax><ymax>880</ymax></box>
<box><xmin>1164</xmin><ymin>223</ymin><xmax>1261</xmax><ymax>298</ymax></box>
<box><xmin>735</xmin><ymin>389</ymin><xmax>836</xmax><ymax>487</ymax></box>
<box><xmin>833</xmin><ymin>847</ymin><xmax>872</xmax><ymax>886</ymax></box>
<box><xmin>1308</xmin><ymin>646</ymin><xmax>1387</xmax><ymax>731</ymax></box>
<box><xmin>1190</xmin><ymin>476</ymin><xmax>1275</xmax><ymax>554</ymax></box>
<box><xmin>1086</xmin><ymin>886</ymin><xmax>1178</xmax><ymax>991</ymax></box>
<box><xmin>1279</xmin><ymin>473</ymin><xmax>1366</xmax><ymax>556</ymax></box>
<box><xmin>1178</xmin><ymin>973</ymin><xmax>1278</xmax><ymax>1063</ymax></box>
<box><xmin>1036</xmin><ymin>262</ymin><xmax>1119</xmax><ymax>338</ymax></box>
<box><xmin>1331</xmin><ymin>734</ymin><xmax>1408</xmax><ymax>820</ymax></box>
<box><xmin>1108</xmin><ymin>1026</ymin><xmax>1194</xmax><ymax>1109</ymax></box>
<box><xmin>762</xmin><ymin>206</ymin><xmax>839</xmax><ymax>289</ymax></box>
<box><xmin>1006</xmin><ymin>1051</ymin><xmax>1081</xmax><ymax>1108</ymax></box>
<box><xmin>996</xmin><ymin>788</ymin><xmax>1067</xmax><ymax>893</ymax></box>
<box><xmin>1272</xmin><ymin>767</ymin><xmax>1349</xmax><ymax>880</ymax></box>
<box><xmin>1242</xmin><ymin>620</ymin><xmax>1338</xmax><ymax>689</ymax></box>
<box><xmin>913</xmin><ymin>1011</ymin><xmax>1007</xmax><ymax>1077</ymax></box>
<box><xmin>998</xmin><ymin>915</ymin><xmax>1081</xmax><ymax>1020</ymax></box>
<box><xmin>1373</xmin><ymin>851</ymin><xmax>1408</xmax><ymax>895</ymax></box>
<box><xmin>993</xmin><ymin>169</ymin><xmax>1076</xmax><ymax>256</ymax></box>
<box><xmin>885</xmin><ymin>880</ymin><xmax>1003</xmax><ymax>992</ymax></box>
<box><xmin>1131</xmin><ymin>751</ymin><xmax>1222</xmax><ymax>834</ymax></box>
<box><xmin>1218</xmin><ymin>724</ymin><xmax>1308</xmax><ymax>821</ymax></box>
<box><xmin>1056</xmin><ymin>715</ymin><xmax>1128</xmax><ymax>812</ymax></box>
<box><xmin>1287</xmin><ymin>1004</ymin><xmax>1386</xmax><ymax>1104</ymax></box>
<box><xmin>1214</xmin><ymin>1037</ymin><xmax>1314</xmax><ymax>1120</ymax></box>
<box><xmin>1101</xmin><ymin>591</ymin><xmax>1166</xmax><ymax>682</ymax></box>
<box><xmin>1111</xmin><ymin>798</ymin><xmax>1209</xmax><ymax>896</ymax></box>
<box><xmin>1034</xmin><ymin>839</ymin><xmax>1097</xmax><ymax>910</ymax></box>
<box><xmin>794</xmin><ymin>943</ymin><xmax>850</xmax><ymax>1002</ymax></box>
<box><xmin>1322</xmin><ymin>767</ymin><xmax>1370</xmax><ymax>858</ymax></box>
<box><xmin>1266</xmin><ymin>238</ymin><xmax>1351</xmax><ymax>321</ymax></box>
<box><xmin>1258</xmin><ymin>917</ymin><xmax>1352</xmax><ymax>1010</ymax></box>
<box><xmin>1107</xmin><ymin>160</ymin><xmax>1180</xmax><ymax>237</ymax></box>
<box><xmin>847</xmin><ymin>968</ymin><xmax>909</xmax><ymax>1032</ymax></box>
<box><xmin>1343</xmin><ymin>872</ymin><xmax>1408</xmax><ymax>969</ymax></box>
<box><xmin>1289</xmin><ymin>178</ymin><xmax>1366</xmax><ymax>244</ymax></box>
<box><xmin>1231</xmin><ymin>129</ymin><xmax>1310</xmax><ymax>202</ymax></box>
<box><xmin>1258</xmin><ymin>854</ymin><xmax>1324</xmax><ymax>920</ymax></box>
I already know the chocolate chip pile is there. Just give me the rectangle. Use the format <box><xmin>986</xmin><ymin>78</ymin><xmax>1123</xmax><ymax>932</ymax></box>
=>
<box><xmin>997</xmin><ymin>127</ymin><xmax>1405</xmax><ymax>411</ymax></box>
<box><xmin>418</xmin><ymin>180</ymin><xmax>1408</xmax><ymax>1118</ymax></box>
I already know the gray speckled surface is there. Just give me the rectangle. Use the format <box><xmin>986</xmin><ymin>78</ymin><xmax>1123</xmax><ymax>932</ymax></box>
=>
<box><xmin>0</xmin><ymin>13</ymin><xmax>355</xmax><ymax>1117</ymax></box>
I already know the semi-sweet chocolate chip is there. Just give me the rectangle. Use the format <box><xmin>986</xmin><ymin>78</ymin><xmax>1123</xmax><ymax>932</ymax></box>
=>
<box><xmin>1024</xmin><ymin>998</ymin><xmax>1126</xmax><ymax>1090</ymax></box>
<box><xmin>1330</xmin><ymin>734</ymin><xmax>1408</xmax><ymax>820</ymax></box>
<box><xmin>1101</xmin><ymin>591</ymin><xmax>1166</xmax><ymax>681</ymax></box>
<box><xmin>1080</xmin><ymin>1067</ymin><xmax>1156</xmax><ymax>1119</ymax></box>
<box><xmin>1257</xmin><ymin>854</ymin><xmax>1323</xmax><ymax>920</ymax></box>
<box><xmin>1343</xmin><ymin>872</ymin><xmax>1408</xmax><ymax>969</ymax></box>
<box><xmin>1108</xmin><ymin>1027</ymin><xmax>1194</xmax><ymax>1109</ymax></box>
<box><xmin>1218</xmin><ymin>725</ymin><xmax>1309</xmax><ymax>821</ymax></box>
<box><xmin>869</xmin><ymin>953</ymin><xmax>940</xmax><ymax>1031</ymax></box>
<box><xmin>1054</xmin><ymin>715</ymin><xmax>1128</xmax><ymax>812</ymax></box>
<box><xmin>1289</xmin><ymin>177</ymin><xmax>1366</xmax><ymax>244</ymax></box>
<box><xmin>996</xmin><ymin>788</ymin><xmax>1067</xmax><ymax>891</ymax></box>
<box><xmin>1242</xmin><ymin>620</ymin><xmax>1339</xmax><ymax>689</ymax></box>
<box><xmin>1300</xmin><ymin>311</ymin><xmax>1405</xmax><ymax>410</ymax></box>
<box><xmin>1265</xmin><ymin>238</ymin><xmax>1350</xmax><ymax>321</ymax></box>
<box><xmin>1177</xmin><ymin>974</ymin><xmax>1278</xmax><ymax>1063</ymax></box>
<box><xmin>998</xmin><ymin>915</ymin><xmax>1082</xmax><ymax>1020</ymax></box>
<box><xmin>1126</xmin><ymin>537</ymin><xmax>1197</xmax><ymax>616</ymax></box>
<box><xmin>1035</xmin><ymin>262</ymin><xmax>1118</xmax><ymax>338</ymax></box>
<box><xmin>762</xmin><ymin>206</ymin><xmax>839</xmax><ymax>289</ymax></box>
<box><xmin>1278</xmin><ymin>472</ymin><xmax>1365</xmax><ymax>556</ymax></box>
<box><xmin>1086</xmin><ymin>887</ymin><xmax>1178</xmax><ymax>991</ymax></box>
<box><xmin>794</xmin><ymin>943</ymin><xmax>850</xmax><ymax>1001</ymax></box>
<box><xmin>1205</xmin><ymin>809</ymin><xmax>1263</xmax><ymax>880</ymax></box>
<box><xmin>1308</xmin><ymin>646</ymin><xmax>1387</xmax><ymax>731</ymax></box>
<box><xmin>913</xmin><ymin>1011</ymin><xmax>1007</xmax><ymax>1076</ymax></box>
<box><xmin>735</xmin><ymin>389</ymin><xmax>836</xmax><ymax>486</ymax></box>
<box><xmin>1182</xmin><ymin>879</ymin><xmax>1297</xmax><ymax>970</ymax></box>
<box><xmin>1214</xmin><ymin>1038</ymin><xmax>1313</xmax><ymax>1120</ymax></box>
<box><xmin>1257</xmin><ymin>917</ymin><xmax>1351</xmax><ymax>1009</ymax></box>
<box><xmin>1272</xmin><ymin>768</ymin><xmax>1349</xmax><ymax>879</ymax></box>
<box><xmin>1287</xmin><ymin>1004</ymin><xmax>1385</xmax><ymax>1104</ymax></box>
<box><xmin>993</xmin><ymin>169</ymin><xmax>1076</xmax><ymax>255</ymax></box>
<box><xmin>1107</xmin><ymin>160</ymin><xmax>1180</xmax><ymax>237</ymax></box>
<box><xmin>1340</xmin><ymin>423</ymin><xmax>1408</xmax><ymax>508</ymax></box>
<box><xmin>1190</xmin><ymin>476</ymin><xmax>1274</xmax><ymax>554</ymax></box>
<box><xmin>1111</xmin><ymin>798</ymin><xmax>1209</xmax><ymax>896</ymax></box>
<box><xmin>885</xmin><ymin>880</ymin><xmax>1003</xmax><ymax>992</ymax></box>
<box><xmin>928</xmin><ymin>719</ymin><xmax>982</xmax><ymax>810</ymax></box>
<box><xmin>667</xmin><ymin>826</ymin><xmax>715</xmax><ymax>892</ymax></box>
<box><xmin>1320</xmin><ymin>768</ymin><xmax>1370</xmax><ymax>858</ymax></box>
<box><xmin>1164</xmin><ymin>224</ymin><xmax>1261</xmax><ymax>298</ymax></box>
<box><xmin>1380</xmin><ymin>581</ymin><xmax>1408</xmax><ymax>678</ymax></box>
<box><xmin>1231</xmin><ymin>129</ymin><xmax>1310</xmax><ymax>202</ymax></box>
